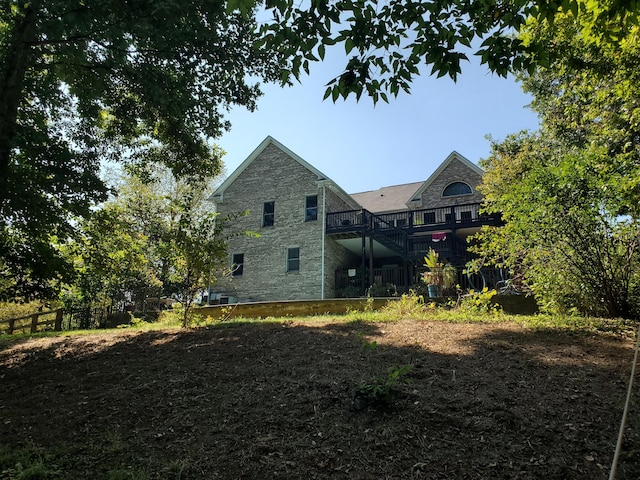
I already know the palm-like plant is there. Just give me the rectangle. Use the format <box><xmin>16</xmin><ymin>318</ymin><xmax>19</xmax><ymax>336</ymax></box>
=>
<box><xmin>422</xmin><ymin>249</ymin><xmax>457</xmax><ymax>295</ymax></box>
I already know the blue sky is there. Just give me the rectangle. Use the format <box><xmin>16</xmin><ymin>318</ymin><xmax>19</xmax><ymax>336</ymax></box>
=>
<box><xmin>215</xmin><ymin>52</ymin><xmax>540</xmax><ymax>195</ymax></box>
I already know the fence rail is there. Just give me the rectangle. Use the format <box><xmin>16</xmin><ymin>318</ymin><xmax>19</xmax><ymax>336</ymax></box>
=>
<box><xmin>0</xmin><ymin>306</ymin><xmax>112</xmax><ymax>335</ymax></box>
<box><xmin>0</xmin><ymin>308</ymin><xmax>64</xmax><ymax>335</ymax></box>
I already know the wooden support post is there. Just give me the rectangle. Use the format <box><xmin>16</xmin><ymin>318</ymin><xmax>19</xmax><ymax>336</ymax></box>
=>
<box><xmin>30</xmin><ymin>312</ymin><xmax>39</xmax><ymax>333</ymax></box>
<box><xmin>8</xmin><ymin>317</ymin><xmax>15</xmax><ymax>335</ymax></box>
<box><xmin>54</xmin><ymin>308</ymin><xmax>63</xmax><ymax>331</ymax></box>
<box><xmin>404</xmin><ymin>260</ymin><xmax>410</xmax><ymax>292</ymax></box>
<box><xmin>361</xmin><ymin>231</ymin><xmax>366</xmax><ymax>295</ymax></box>
<box><xmin>369</xmin><ymin>236</ymin><xmax>374</xmax><ymax>287</ymax></box>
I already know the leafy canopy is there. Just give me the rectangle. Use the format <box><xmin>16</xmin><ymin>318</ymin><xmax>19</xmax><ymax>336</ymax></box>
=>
<box><xmin>474</xmin><ymin>15</ymin><xmax>640</xmax><ymax>318</ymax></box>
<box><xmin>73</xmin><ymin>165</ymin><xmax>235</xmax><ymax>325</ymax></box>
<box><xmin>229</xmin><ymin>0</ymin><xmax>640</xmax><ymax>103</ymax></box>
<box><xmin>0</xmin><ymin>0</ymin><xmax>282</xmax><ymax>299</ymax></box>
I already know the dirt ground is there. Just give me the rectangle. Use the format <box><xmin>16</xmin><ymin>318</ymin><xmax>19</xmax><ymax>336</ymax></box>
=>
<box><xmin>1</xmin><ymin>319</ymin><xmax>639</xmax><ymax>479</ymax></box>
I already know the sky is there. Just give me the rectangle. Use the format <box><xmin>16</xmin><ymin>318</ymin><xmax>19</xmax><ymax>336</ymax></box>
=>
<box><xmin>214</xmin><ymin>51</ymin><xmax>541</xmax><ymax>195</ymax></box>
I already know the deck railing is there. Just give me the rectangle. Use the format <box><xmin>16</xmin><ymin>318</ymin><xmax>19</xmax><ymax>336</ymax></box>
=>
<box><xmin>408</xmin><ymin>234</ymin><xmax>468</xmax><ymax>258</ymax></box>
<box><xmin>326</xmin><ymin>203</ymin><xmax>499</xmax><ymax>234</ymax></box>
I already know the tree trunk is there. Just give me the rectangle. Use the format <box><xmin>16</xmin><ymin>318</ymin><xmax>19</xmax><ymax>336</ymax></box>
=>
<box><xmin>0</xmin><ymin>5</ymin><xmax>37</xmax><ymax>185</ymax></box>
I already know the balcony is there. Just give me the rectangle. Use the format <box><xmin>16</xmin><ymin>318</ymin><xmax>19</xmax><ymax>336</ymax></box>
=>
<box><xmin>326</xmin><ymin>203</ymin><xmax>500</xmax><ymax>235</ymax></box>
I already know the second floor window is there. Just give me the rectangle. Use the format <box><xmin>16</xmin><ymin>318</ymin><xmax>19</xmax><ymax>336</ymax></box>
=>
<box><xmin>263</xmin><ymin>201</ymin><xmax>275</xmax><ymax>227</ymax></box>
<box><xmin>305</xmin><ymin>195</ymin><xmax>318</xmax><ymax>222</ymax></box>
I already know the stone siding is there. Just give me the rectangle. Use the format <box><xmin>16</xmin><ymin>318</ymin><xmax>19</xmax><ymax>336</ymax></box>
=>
<box><xmin>419</xmin><ymin>158</ymin><xmax>483</xmax><ymax>208</ymax></box>
<box><xmin>213</xmin><ymin>141</ymin><xmax>488</xmax><ymax>301</ymax></box>
<box><xmin>214</xmin><ymin>143</ymin><xmax>325</xmax><ymax>301</ymax></box>
<box><xmin>325</xmin><ymin>187</ymin><xmax>356</xmax><ymax>213</ymax></box>
<box><xmin>324</xmin><ymin>237</ymin><xmax>359</xmax><ymax>298</ymax></box>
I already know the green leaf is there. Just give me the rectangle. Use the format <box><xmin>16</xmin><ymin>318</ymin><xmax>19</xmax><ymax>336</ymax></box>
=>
<box><xmin>345</xmin><ymin>37</ymin><xmax>354</xmax><ymax>54</ymax></box>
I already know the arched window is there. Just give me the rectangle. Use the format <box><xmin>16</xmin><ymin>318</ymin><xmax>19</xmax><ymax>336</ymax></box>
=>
<box><xmin>442</xmin><ymin>182</ymin><xmax>472</xmax><ymax>197</ymax></box>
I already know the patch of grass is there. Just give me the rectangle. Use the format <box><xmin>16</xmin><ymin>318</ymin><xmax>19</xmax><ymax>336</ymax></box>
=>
<box><xmin>510</xmin><ymin>313</ymin><xmax>637</xmax><ymax>336</ymax></box>
<box><xmin>2</xmin><ymin>295</ymin><xmax>634</xmax><ymax>345</ymax></box>
<box><xmin>0</xmin><ymin>443</ymin><xmax>62</xmax><ymax>479</ymax></box>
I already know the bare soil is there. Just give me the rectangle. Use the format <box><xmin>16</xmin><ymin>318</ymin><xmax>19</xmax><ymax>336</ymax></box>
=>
<box><xmin>1</xmin><ymin>319</ymin><xmax>639</xmax><ymax>479</ymax></box>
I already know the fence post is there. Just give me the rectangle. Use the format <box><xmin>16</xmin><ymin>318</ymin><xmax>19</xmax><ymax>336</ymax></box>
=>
<box><xmin>30</xmin><ymin>313</ymin><xmax>39</xmax><ymax>333</ymax></box>
<box><xmin>54</xmin><ymin>308</ymin><xmax>63</xmax><ymax>331</ymax></box>
<box><xmin>8</xmin><ymin>317</ymin><xmax>15</xmax><ymax>335</ymax></box>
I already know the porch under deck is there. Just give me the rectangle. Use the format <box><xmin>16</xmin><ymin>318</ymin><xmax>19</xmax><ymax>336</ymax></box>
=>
<box><xmin>326</xmin><ymin>203</ymin><xmax>502</xmax><ymax>295</ymax></box>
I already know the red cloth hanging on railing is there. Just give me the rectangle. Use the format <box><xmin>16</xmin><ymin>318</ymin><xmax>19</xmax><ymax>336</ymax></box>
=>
<box><xmin>432</xmin><ymin>232</ymin><xmax>447</xmax><ymax>242</ymax></box>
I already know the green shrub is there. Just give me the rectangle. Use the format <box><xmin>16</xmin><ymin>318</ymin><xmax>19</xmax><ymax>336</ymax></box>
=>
<box><xmin>0</xmin><ymin>444</ymin><xmax>61</xmax><ymax>479</ymax></box>
<box><xmin>157</xmin><ymin>308</ymin><xmax>213</xmax><ymax>328</ymax></box>
<box><xmin>381</xmin><ymin>291</ymin><xmax>428</xmax><ymax>318</ymax></box>
<box><xmin>354</xmin><ymin>365</ymin><xmax>413</xmax><ymax>410</ymax></box>
<box><xmin>456</xmin><ymin>288</ymin><xmax>501</xmax><ymax>314</ymax></box>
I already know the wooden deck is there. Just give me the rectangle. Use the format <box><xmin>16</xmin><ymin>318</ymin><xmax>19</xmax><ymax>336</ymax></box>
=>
<box><xmin>325</xmin><ymin>204</ymin><xmax>500</xmax><ymax>261</ymax></box>
<box><xmin>326</xmin><ymin>203</ymin><xmax>500</xmax><ymax>235</ymax></box>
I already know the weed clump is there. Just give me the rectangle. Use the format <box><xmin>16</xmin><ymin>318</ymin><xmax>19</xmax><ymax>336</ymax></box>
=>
<box><xmin>353</xmin><ymin>365</ymin><xmax>413</xmax><ymax>411</ymax></box>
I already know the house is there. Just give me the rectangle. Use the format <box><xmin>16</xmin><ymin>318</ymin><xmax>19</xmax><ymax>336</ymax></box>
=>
<box><xmin>209</xmin><ymin>136</ymin><xmax>501</xmax><ymax>302</ymax></box>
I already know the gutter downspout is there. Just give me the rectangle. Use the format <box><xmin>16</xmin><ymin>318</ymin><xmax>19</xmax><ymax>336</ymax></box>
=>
<box><xmin>321</xmin><ymin>183</ymin><xmax>326</xmax><ymax>299</ymax></box>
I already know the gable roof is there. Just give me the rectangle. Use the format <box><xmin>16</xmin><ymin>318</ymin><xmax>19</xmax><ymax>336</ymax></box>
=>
<box><xmin>408</xmin><ymin>151</ymin><xmax>483</xmax><ymax>202</ymax></box>
<box><xmin>349</xmin><ymin>152</ymin><xmax>482</xmax><ymax>213</ymax></box>
<box><xmin>350</xmin><ymin>182</ymin><xmax>424</xmax><ymax>213</ymax></box>
<box><xmin>211</xmin><ymin>136</ymin><xmax>360</xmax><ymax>209</ymax></box>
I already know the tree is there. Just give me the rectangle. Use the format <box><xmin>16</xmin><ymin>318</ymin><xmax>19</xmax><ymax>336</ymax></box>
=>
<box><xmin>474</xmin><ymin>15</ymin><xmax>640</xmax><ymax>318</ymax></box>
<box><xmin>68</xmin><ymin>205</ymin><xmax>160</xmax><ymax>312</ymax></box>
<box><xmin>0</xmin><ymin>0</ymin><xmax>282</xmax><ymax>299</ymax></box>
<box><xmin>242</xmin><ymin>0</ymin><xmax>640</xmax><ymax>102</ymax></box>
<box><xmin>75</xmin><ymin>165</ymin><xmax>241</xmax><ymax>326</ymax></box>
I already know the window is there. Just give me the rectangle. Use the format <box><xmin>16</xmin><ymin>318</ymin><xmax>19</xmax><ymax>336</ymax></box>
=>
<box><xmin>423</xmin><ymin>211</ymin><xmax>436</xmax><ymax>224</ymax></box>
<box><xmin>287</xmin><ymin>247</ymin><xmax>300</xmax><ymax>272</ymax></box>
<box><xmin>442</xmin><ymin>182</ymin><xmax>472</xmax><ymax>197</ymax></box>
<box><xmin>262</xmin><ymin>201</ymin><xmax>274</xmax><ymax>227</ymax></box>
<box><xmin>231</xmin><ymin>253</ymin><xmax>244</xmax><ymax>277</ymax></box>
<box><xmin>305</xmin><ymin>195</ymin><xmax>318</xmax><ymax>222</ymax></box>
<box><xmin>460</xmin><ymin>210</ymin><xmax>472</xmax><ymax>221</ymax></box>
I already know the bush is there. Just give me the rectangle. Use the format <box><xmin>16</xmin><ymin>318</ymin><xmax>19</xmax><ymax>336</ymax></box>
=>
<box><xmin>455</xmin><ymin>288</ymin><xmax>501</xmax><ymax>315</ymax></box>
<box><xmin>381</xmin><ymin>291</ymin><xmax>430</xmax><ymax>318</ymax></box>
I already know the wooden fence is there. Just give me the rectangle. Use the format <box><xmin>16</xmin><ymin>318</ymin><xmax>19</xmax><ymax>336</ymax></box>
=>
<box><xmin>0</xmin><ymin>308</ymin><xmax>64</xmax><ymax>335</ymax></box>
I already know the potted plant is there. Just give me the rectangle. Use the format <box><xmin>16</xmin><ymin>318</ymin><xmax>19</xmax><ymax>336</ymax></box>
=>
<box><xmin>422</xmin><ymin>248</ymin><xmax>457</xmax><ymax>298</ymax></box>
